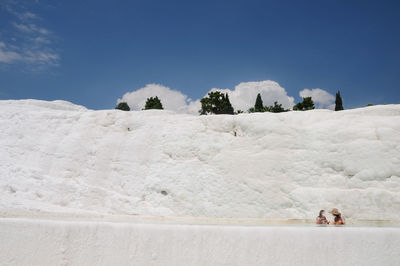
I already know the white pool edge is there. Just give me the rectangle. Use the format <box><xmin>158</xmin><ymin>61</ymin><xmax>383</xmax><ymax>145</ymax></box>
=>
<box><xmin>1</xmin><ymin>218</ymin><xmax>400</xmax><ymax>266</ymax></box>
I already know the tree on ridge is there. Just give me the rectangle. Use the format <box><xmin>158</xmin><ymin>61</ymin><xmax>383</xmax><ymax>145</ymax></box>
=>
<box><xmin>254</xmin><ymin>93</ymin><xmax>264</xmax><ymax>112</ymax></box>
<box><xmin>293</xmin><ymin>97</ymin><xmax>315</xmax><ymax>111</ymax></box>
<box><xmin>199</xmin><ymin>91</ymin><xmax>234</xmax><ymax>115</ymax></box>
<box><xmin>335</xmin><ymin>91</ymin><xmax>344</xmax><ymax>111</ymax></box>
<box><xmin>115</xmin><ymin>102</ymin><xmax>130</xmax><ymax>111</ymax></box>
<box><xmin>144</xmin><ymin>96</ymin><xmax>164</xmax><ymax>110</ymax></box>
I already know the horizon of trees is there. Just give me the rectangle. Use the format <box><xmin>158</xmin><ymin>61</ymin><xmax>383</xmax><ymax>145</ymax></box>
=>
<box><xmin>248</xmin><ymin>93</ymin><xmax>289</xmax><ymax>113</ymax></box>
<box><xmin>116</xmin><ymin>90</ymin><xmax>350</xmax><ymax>114</ymax></box>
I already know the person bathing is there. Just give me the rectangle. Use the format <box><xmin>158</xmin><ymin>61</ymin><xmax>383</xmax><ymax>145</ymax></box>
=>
<box><xmin>329</xmin><ymin>208</ymin><xmax>345</xmax><ymax>225</ymax></box>
<box><xmin>316</xmin><ymin>210</ymin><xmax>329</xmax><ymax>224</ymax></box>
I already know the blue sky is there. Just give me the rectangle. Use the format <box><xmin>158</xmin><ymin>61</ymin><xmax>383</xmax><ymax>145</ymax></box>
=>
<box><xmin>0</xmin><ymin>0</ymin><xmax>399</xmax><ymax>110</ymax></box>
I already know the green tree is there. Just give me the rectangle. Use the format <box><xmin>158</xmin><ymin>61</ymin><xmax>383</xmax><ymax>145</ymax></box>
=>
<box><xmin>248</xmin><ymin>107</ymin><xmax>255</xmax><ymax>113</ymax></box>
<box><xmin>115</xmin><ymin>102</ymin><xmax>130</xmax><ymax>111</ymax></box>
<box><xmin>293</xmin><ymin>102</ymin><xmax>302</xmax><ymax>111</ymax></box>
<box><xmin>263</xmin><ymin>105</ymin><xmax>271</xmax><ymax>112</ymax></box>
<box><xmin>249</xmin><ymin>101</ymin><xmax>287</xmax><ymax>113</ymax></box>
<box><xmin>270</xmin><ymin>101</ymin><xmax>287</xmax><ymax>113</ymax></box>
<box><xmin>335</xmin><ymin>91</ymin><xmax>344</xmax><ymax>111</ymax></box>
<box><xmin>199</xmin><ymin>91</ymin><xmax>234</xmax><ymax>115</ymax></box>
<box><xmin>254</xmin><ymin>93</ymin><xmax>264</xmax><ymax>112</ymax></box>
<box><xmin>293</xmin><ymin>97</ymin><xmax>315</xmax><ymax>111</ymax></box>
<box><xmin>144</xmin><ymin>96</ymin><xmax>163</xmax><ymax>110</ymax></box>
<box><xmin>302</xmin><ymin>97</ymin><xmax>315</xmax><ymax>110</ymax></box>
<box><xmin>222</xmin><ymin>93</ymin><xmax>234</xmax><ymax>114</ymax></box>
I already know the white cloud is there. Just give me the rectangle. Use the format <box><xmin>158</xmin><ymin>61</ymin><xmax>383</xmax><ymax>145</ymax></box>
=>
<box><xmin>12</xmin><ymin>22</ymin><xmax>32</xmax><ymax>33</ymax></box>
<box><xmin>118</xmin><ymin>84</ymin><xmax>199</xmax><ymax>114</ymax></box>
<box><xmin>19</xmin><ymin>11</ymin><xmax>37</xmax><ymax>20</ymax></box>
<box><xmin>0</xmin><ymin>40</ymin><xmax>58</xmax><ymax>66</ymax></box>
<box><xmin>12</xmin><ymin>22</ymin><xmax>49</xmax><ymax>35</ymax></box>
<box><xmin>118</xmin><ymin>80</ymin><xmax>295</xmax><ymax>114</ymax></box>
<box><xmin>208</xmin><ymin>80</ymin><xmax>295</xmax><ymax>111</ymax></box>
<box><xmin>1</xmin><ymin>4</ymin><xmax>59</xmax><ymax>69</ymax></box>
<box><xmin>5</xmin><ymin>4</ymin><xmax>37</xmax><ymax>21</ymax></box>
<box><xmin>0</xmin><ymin>42</ymin><xmax>22</xmax><ymax>63</ymax></box>
<box><xmin>24</xmin><ymin>50</ymin><xmax>59</xmax><ymax>66</ymax></box>
<box><xmin>33</xmin><ymin>36</ymin><xmax>51</xmax><ymax>44</ymax></box>
<box><xmin>299</xmin><ymin>88</ymin><xmax>335</xmax><ymax>110</ymax></box>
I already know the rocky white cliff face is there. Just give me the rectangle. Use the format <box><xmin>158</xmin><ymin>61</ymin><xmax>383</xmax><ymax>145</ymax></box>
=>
<box><xmin>1</xmin><ymin>100</ymin><xmax>400</xmax><ymax>221</ymax></box>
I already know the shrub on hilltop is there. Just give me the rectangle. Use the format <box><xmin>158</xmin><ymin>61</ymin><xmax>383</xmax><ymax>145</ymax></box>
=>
<box><xmin>115</xmin><ymin>102</ymin><xmax>130</xmax><ymax>111</ymax></box>
<box><xmin>293</xmin><ymin>97</ymin><xmax>315</xmax><ymax>111</ymax></box>
<box><xmin>144</xmin><ymin>96</ymin><xmax>164</xmax><ymax>110</ymax></box>
<box><xmin>199</xmin><ymin>91</ymin><xmax>234</xmax><ymax>115</ymax></box>
<box><xmin>269</xmin><ymin>101</ymin><xmax>288</xmax><ymax>113</ymax></box>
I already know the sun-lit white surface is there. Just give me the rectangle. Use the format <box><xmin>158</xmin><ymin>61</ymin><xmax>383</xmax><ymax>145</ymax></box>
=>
<box><xmin>1</xmin><ymin>100</ymin><xmax>399</xmax><ymax>221</ymax></box>
<box><xmin>1</xmin><ymin>218</ymin><xmax>399</xmax><ymax>266</ymax></box>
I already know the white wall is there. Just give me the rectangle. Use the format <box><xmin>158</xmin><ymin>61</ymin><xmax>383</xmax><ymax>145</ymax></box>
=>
<box><xmin>1</xmin><ymin>218</ymin><xmax>399</xmax><ymax>266</ymax></box>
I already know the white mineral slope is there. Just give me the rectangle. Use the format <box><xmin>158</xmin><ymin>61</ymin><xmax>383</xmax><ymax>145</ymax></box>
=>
<box><xmin>1</xmin><ymin>100</ymin><xmax>400</xmax><ymax>221</ymax></box>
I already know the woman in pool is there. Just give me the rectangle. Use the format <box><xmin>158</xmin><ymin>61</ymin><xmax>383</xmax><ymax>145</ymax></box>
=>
<box><xmin>329</xmin><ymin>208</ymin><xmax>345</xmax><ymax>225</ymax></box>
<box><xmin>316</xmin><ymin>210</ymin><xmax>329</xmax><ymax>224</ymax></box>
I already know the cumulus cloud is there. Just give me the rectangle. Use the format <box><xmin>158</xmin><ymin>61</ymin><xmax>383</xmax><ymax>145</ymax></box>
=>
<box><xmin>118</xmin><ymin>84</ymin><xmax>199</xmax><ymax>114</ymax></box>
<box><xmin>118</xmin><ymin>80</ymin><xmax>297</xmax><ymax>115</ymax></box>
<box><xmin>208</xmin><ymin>80</ymin><xmax>295</xmax><ymax>111</ymax></box>
<box><xmin>299</xmin><ymin>88</ymin><xmax>335</xmax><ymax>110</ymax></box>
